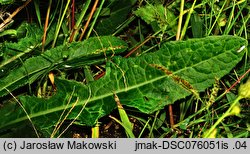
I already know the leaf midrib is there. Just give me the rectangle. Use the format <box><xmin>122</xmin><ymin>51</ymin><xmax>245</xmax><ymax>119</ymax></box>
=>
<box><xmin>0</xmin><ymin>36</ymin><xmax>244</xmax><ymax>128</ymax></box>
<box><xmin>2</xmin><ymin>45</ymin><xmax>242</xmax><ymax>128</ymax></box>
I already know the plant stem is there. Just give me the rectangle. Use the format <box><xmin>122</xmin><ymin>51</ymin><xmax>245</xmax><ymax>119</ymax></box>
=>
<box><xmin>91</xmin><ymin>122</ymin><xmax>100</xmax><ymax>138</ymax></box>
<box><xmin>168</xmin><ymin>105</ymin><xmax>175</xmax><ymax>127</ymax></box>
<box><xmin>223</xmin><ymin>67</ymin><xmax>250</xmax><ymax>95</ymax></box>
<box><xmin>149</xmin><ymin>110</ymin><xmax>160</xmax><ymax>138</ymax></box>
<box><xmin>224</xmin><ymin>1</ymin><xmax>246</xmax><ymax>35</ymax></box>
<box><xmin>180</xmin><ymin>0</ymin><xmax>197</xmax><ymax>40</ymax></box>
<box><xmin>176</xmin><ymin>0</ymin><xmax>184</xmax><ymax>40</ymax></box>
<box><xmin>42</xmin><ymin>0</ymin><xmax>52</xmax><ymax>52</ymax></box>
<box><xmin>112</xmin><ymin>16</ymin><xmax>136</xmax><ymax>36</ymax></box>
<box><xmin>124</xmin><ymin>34</ymin><xmax>153</xmax><ymax>58</ymax></box>
<box><xmin>207</xmin><ymin>0</ymin><xmax>227</xmax><ymax>35</ymax></box>
<box><xmin>0</xmin><ymin>0</ymin><xmax>32</xmax><ymax>31</ymax></box>
<box><xmin>169</xmin><ymin>0</ymin><xmax>185</xmax><ymax>128</ymax></box>
<box><xmin>52</xmin><ymin>0</ymin><xmax>71</xmax><ymax>47</ymax></box>
<box><xmin>69</xmin><ymin>0</ymin><xmax>91</xmax><ymax>42</ymax></box>
<box><xmin>86</xmin><ymin>0</ymin><xmax>105</xmax><ymax>39</ymax></box>
<box><xmin>71</xmin><ymin>0</ymin><xmax>75</xmax><ymax>29</ymax></box>
<box><xmin>78</xmin><ymin>0</ymin><xmax>99</xmax><ymax>41</ymax></box>
<box><xmin>203</xmin><ymin>96</ymin><xmax>242</xmax><ymax>138</ymax></box>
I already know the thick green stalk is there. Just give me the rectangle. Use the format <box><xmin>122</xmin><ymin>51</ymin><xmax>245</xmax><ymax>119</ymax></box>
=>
<box><xmin>176</xmin><ymin>0</ymin><xmax>184</xmax><ymax>40</ymax></box>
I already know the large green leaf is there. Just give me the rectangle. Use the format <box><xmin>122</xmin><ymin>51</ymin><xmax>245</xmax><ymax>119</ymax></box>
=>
<box><xmin>0</xmin><ymin>35</ymin><xmax>247</xmax><ymax>137</ymax></box>
<box><xmin>0</xmin><ymin>23</ymin><xmax>55</xmax><ymax>78</ymax></box>
<box><xmin>0</xmin><ymin>36</ymin><xmax>128</xmax><ymax>97</ymax></box>
<box><xmin>95</xmin><ymin>0</ymin><xmax>137</xmax><ymax>35</ymax></box>
<box><xmin>0</xmin><ymin>23</ymin><xmax>42</xmax><ymax>78</ymax></box>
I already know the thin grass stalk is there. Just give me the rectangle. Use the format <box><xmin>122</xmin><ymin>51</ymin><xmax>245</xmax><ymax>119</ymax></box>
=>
<box><xmin>224</xmin><ymin>1</ymin><xmax>247</xmax><ymax>35</ymax></box>
<box><xmin>42</xmin><ymin>0</ymin><xmax>52</xmax><ymax>52</ymax></box>
<box><xmin>86</xmin><ymin>0</ymin><xmax>105</xmax><ymax>39</ymax></box>
<box><xmin>149</xmin><ymin>110</ymin><xmax>159</xmax><ymax>138</ymax></box>
<box><xmin>78</xmin><ymin>0</ymin><xmax>99</xmax><ymax>41</ymax></box>
<box><xmin>169</xmin><ymin>0</ymin><xmax>185</xmax><ymax>128</ymax></box>
<box><xmin>180</xmin><ymin>0</ymin><xmax>197</xmax><ymax>40</ymax></box>
<box><xmin>203</xmin><ymin>96</ymin><xmax>242</xmax><ymax>138</ymax></box>
<box><xmin>5</xmin><ymin>89</ymin><xmax>40</xmax><ymax>138</ymax></box>
<box><xmin>0</xmin><ymin>0</ymin><xmax>32</xmax><ymax>30</ymax></box>
<box><xmin>176</xmin><ymin>0</ymin><xmax>184</xmax><ymax>40</ymax></box>
<box><xmin>112</xmin><ymin>16</ymin><xmax>136</xmax><ymax>36</ymax></box>
<box><xmin>52</xmin><ymin>0</ymin><xmax>71</xmax><ymax>47</ymax></box>
<box><xmin>71</xmin><ymin>0</ymin><xmax>75</xmax><ymax>29</ymax></box>
<box><xmin>69</xmin><ymin>0</ymin><xmax>91</xmax><ymax>42</ymax></box>
<box><xmin>207</xmin><ymin>0</ymin><xmax>227</xmax><ymax>35</ymax></box>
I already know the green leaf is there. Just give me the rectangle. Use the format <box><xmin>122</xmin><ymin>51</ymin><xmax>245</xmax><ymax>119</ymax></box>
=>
<box><xmin>0</xmin><ymin>23</ymin><xmax>54</xmax><ymax>78</ymax></box>
<box><xmin>0</xmin><ymin>35</ymin><xmax>247</xmax><ymax>137</ymax></box>
<box><xmin>0</xmin><ymin>0</ymin><xmax>14</xmax><ymax>5</ymax></box>
<box><xmin>109</xmin><ymin>116</ymin><xmax>135</xmax><ymax>138</ymax></box>
<box><xmin>134</xmin><ymin>4</ymin><xmax>176</xmax><ymax>32</ymax></box>
<box><xmin>114</xmin><ymin>94</ymin><xmax>134</xmax><ymax>137</ymax></box>
<box><xmin>95</xmin><ymin>0</ymin><xmax>136</xmax><ymax>35</ymax></box>
<box><xmin>191</xmin><ymin>12</ymin><xmax>203</xmax><ymax>38</ymax></box>
<box><xmin>0</xmin><ymin>36</ymin><xmax>128</xmax><ymax>97</ymax></box>
<box><xmin>0</xmin><ymin>29</ymin><xmax>17</xmax><ymax>37</ymax></box>
<box><xmin>0</xmin><ymin>23</ymin><xmax>42</xmax><ymax>77</ymax></box>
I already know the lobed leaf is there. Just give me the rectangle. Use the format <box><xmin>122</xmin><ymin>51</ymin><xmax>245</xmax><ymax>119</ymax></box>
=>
<box><xmin>0</xmin><ymin>36</ymin><xmax>128</xmax><ymax>97</ymax></box>
<box><xmin>0</xmin><ymin>23</ymin><xmax>55</xmax><ymax>78</ymax></box>
<box><xmin>0</xmin><ymin>35</ymin><xmax>247</xmax><ymax>137</ymax></box>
